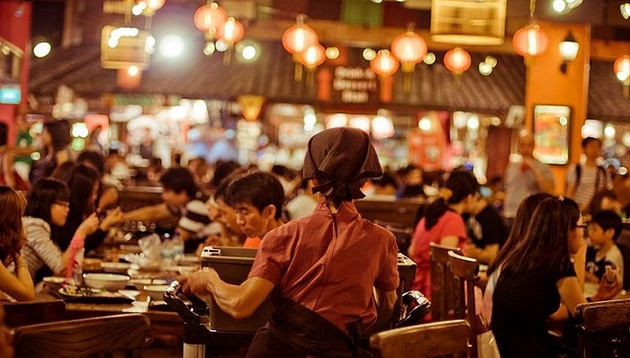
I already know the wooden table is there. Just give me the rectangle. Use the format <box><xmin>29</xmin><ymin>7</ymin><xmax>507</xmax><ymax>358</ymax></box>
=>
<box><xmin>35</xmin><ymin>290</ymin><xmax>185</xmax><ymax>340</ymax></box>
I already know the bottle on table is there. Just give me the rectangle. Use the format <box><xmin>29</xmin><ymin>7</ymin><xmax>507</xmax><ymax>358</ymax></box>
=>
<box><xmin>65</xmin><ymin>237</ymin><xmax>85</xmax><ymax>286</ymax></box>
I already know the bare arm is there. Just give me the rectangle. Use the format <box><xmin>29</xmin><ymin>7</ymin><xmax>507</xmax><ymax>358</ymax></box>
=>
<box><xmin>0</xmin><ymin>256</ymin><xmax>35</xmax><ymax>301</ymax></box>
<box><xmin>440</xmin><ymin>235</ymin><xmax>460</xmax><ymax>248</ymax></box>
<box><xmin>464</xmin><ymin>243</ymin><xmax>499</xmax><ymax>265</ymax></box>
<box><xmin>123</xmin><ymin>203</ymin><xmax>175</xmax><ymax>223</ymax></box>
<box><xmin>186</xmin><ymin>268</ymin><xmax>274</xmax><ymax>319</ymax></box>
<box><xmin>378</xmin><ymin>289</ymin><xmax>398</xmax><ymax>313</ymax></box>
<box><xmin>527</xmin><ymin>159</ymin><xmax>555</xmax><ymax>194</ymax></box>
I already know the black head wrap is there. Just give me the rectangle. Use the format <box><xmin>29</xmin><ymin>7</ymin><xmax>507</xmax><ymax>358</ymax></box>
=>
<box><xmin>303</xmin><ymin>127</ymin><xmax>383</xmax><ymax>205</ymax></box>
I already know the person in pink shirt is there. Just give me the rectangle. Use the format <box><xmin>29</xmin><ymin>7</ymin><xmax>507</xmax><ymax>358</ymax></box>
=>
<box><xmin>184</xmin><ymin>128</ymin><xmax>398</xmax><ymax>357</ymax></box>
<box><xmin>408</xmin><ymin>170</ymin><xmax>480</xmax><ymax>301</ymax></box>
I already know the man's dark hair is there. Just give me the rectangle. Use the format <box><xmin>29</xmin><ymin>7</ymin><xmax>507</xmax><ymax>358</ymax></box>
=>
<box><xmin>581</xmin><ymin>136</ymin><xmax>602</xmax><ymax>149</ymax></box>
<box><xmin>159</xmin><ymin>167</ymin><xmax>198</xmax><ymax>198</ymax></box>
<box><xmin>590</xmin><ymin>210</ymin><xmax>623</xmax><ymax>241</ymax></box>
<box><xmin>225</xmin><ymin>171</ymin><xmax>285</xmax><ymax>219</ymax></box>
<box><xmin>77</xmin><ymin>150</ymin><xmax>106</xmax><ymax>176</ymax></box>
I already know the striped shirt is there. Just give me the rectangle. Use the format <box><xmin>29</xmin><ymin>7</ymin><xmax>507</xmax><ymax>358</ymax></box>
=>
<box><xmin>21</xmin><ymin>217</ymin><xmax>65</xmax><ymax>279</ymax></box>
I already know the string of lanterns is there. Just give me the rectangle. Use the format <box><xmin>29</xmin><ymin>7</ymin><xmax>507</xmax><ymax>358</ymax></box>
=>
<box><xmin>193</xmin><ymin>1</ymin><xmax>244</xmax><ymax>62</ymax></box>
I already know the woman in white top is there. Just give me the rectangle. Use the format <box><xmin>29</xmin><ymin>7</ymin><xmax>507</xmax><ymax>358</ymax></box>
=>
<box><xmin>21</xmin><ymin>178</ymin><xmax>98</xmax><ymax>282</ymax></box>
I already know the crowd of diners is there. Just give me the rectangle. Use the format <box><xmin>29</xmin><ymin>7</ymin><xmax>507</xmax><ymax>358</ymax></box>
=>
<box><xmin>0</xmin><ymin>122</ymin><xmax>630</xmax><ymax>357</ymax></box>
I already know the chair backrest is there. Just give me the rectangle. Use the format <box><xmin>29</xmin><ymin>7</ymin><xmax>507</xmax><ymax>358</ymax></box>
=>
<box><xmin>2</xmin><ymin>300</ymin><xmax>67</xmax><ymax>328</ymax></box>
<box><xmin>448</xmin><ymin>251</ymin><xmax>481</xmax><ymax>358</ymax></box>
<box><xmin>429</xmin><ymin>242</ymin><xmax>462</xmax><ymax>321</ymax></box>
<box><xmin>12</xmin><ymin>313</ymin><xmax>151</xmax><ymax>358</ymax></box>
<box><xmin>576</xmin><ymin>298</ymin><xmax>630</xmax><ymax>358</ymax></box>
<box><xmin>370</xmin><ymin>319</ymin><xmax>471</xmax><ymax>358</ymax></box>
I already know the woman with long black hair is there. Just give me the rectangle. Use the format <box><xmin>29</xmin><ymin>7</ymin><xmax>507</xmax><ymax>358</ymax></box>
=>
<box><xmin>407</xmin><ymin>170</ymin><xmax>479</xmax><ymax>300</ymax></box>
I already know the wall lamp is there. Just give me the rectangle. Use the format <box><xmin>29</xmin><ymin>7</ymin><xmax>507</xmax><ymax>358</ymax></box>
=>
<box><xmin>559</xmin><ymin>31</ymin><xmax>579</xmax><ymax>74</ymax></box>
<box><xmin>622</xmin><ymin>3</ymin><xmax>630</xmax><ymax>19</ymax></box>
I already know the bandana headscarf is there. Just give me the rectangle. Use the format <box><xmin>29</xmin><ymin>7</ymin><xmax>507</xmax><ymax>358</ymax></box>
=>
<box><xmin>303</xmin><ymin>127</ymin><xmax>382</xmax><ymax>205</ymax></box>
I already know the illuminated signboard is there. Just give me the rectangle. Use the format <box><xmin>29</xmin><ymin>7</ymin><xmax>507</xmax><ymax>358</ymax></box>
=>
<box><xmin>101</xmin><ymin>25</ymin><xmax>153</xmax><ymax>70</ymax></box>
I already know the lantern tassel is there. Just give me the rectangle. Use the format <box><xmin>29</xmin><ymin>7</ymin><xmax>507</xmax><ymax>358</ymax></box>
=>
<box><xmin>403</xmin><ymin>72</ymin><xmax>411</xmax><ymax>93</ymax></box>
<box><xmin>294</xmin><ymin>62</ymin><xmax>303</xmax><ymax>82</ymax></box>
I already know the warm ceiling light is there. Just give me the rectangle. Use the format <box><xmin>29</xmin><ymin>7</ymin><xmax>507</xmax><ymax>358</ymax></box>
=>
<box><xmin>559</xmin><ymin>31</ymin><xmax>579</xmax><ymax>74</ymax></box>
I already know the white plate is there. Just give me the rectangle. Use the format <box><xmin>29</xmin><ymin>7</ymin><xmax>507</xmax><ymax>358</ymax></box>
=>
<box><xmin>43</xmin><ymin>276</ymin><xmax>65</xmax><ymax>284</ymax></box>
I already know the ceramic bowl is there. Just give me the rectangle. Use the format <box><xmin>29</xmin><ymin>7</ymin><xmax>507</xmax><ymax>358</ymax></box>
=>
<box><xmin>42</xmin><ymin>276</ymin><xmax>65</xmax><ymax>291</ymax></box>
<box><xmin>83</xmin><ymin>273</ymin><xmax>130</xmax><ymax>291</ymax></box>
<box><xmin>143</xmin><ymin>284</ymin><xmax>170</xmax><ymax>301</ymax></box>
<box><xmin>100</xmin><ymin>262</ymin><xmax>132</xmax><ymax>274</ymax></box>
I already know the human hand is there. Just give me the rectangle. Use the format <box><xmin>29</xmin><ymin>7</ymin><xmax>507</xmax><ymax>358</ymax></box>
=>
<box><xmin>100</xmin><ymin>207</ymin><xmax>124</xmax><ymax>231</ymax></box>
<box><xmin>185</xmin><ymin>268</ymin><xmax>219</xmax><ymax>297</ymax></box>
<box><xmin>76</xmin><ymin>213</ymin><xmax>100</xmax><ymax>237</ymax></box>
<box><xmin>594</xmin><ymin>266</ymin><xmax>622</xmax><ymax>301</ymax></box>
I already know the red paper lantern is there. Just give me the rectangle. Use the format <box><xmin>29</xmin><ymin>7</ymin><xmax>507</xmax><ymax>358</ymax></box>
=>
<box><xmin>391</xmin><ymin>31</ymin><xmax>427</xmax><ymax>72</ymax></box>
<box><xmin>614</xmin><ymin>55</ymin><xmax>630</xmax><ymax>81</ymax></box>
<box><xmin>444</xmin><ymin>47</ymin><xmax>472</xmax><ymax>74</ymax></box>
<box><xmin>512</xmin><ymin>24</ymin><xmax>548</xmax><ymax>57</ymax></box>
<box><xmin>217</xmin><ymin>17</ymin><xmax>244</xmax><ymax>45</ymax></box>
<box><xmin>282</xmin><ymin>23</ymin><xmax>318</xmax><ymax>54</ymax></box>
<box><xmin>299</xmin><ymin>44</ymin><xmax>326</xmax><ymax>68</ymax></box>
<box><xmin>194</xmin><ymin>3</ymin><xmax>227</xmax><ymax>32</ymax></box>
<box><xmin>370</xmin><ymin>50</ymin><xmax>399</xmax><ymax>77</ymax></box>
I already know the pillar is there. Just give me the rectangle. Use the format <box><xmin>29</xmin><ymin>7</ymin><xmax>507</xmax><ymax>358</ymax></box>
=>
<box><xmin>524</xmin><ymin>21</ymin><xmax>591</xmax><ymax>194</ymax></box>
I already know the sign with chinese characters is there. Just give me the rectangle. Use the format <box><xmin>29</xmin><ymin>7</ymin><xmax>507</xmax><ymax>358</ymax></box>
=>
<box><xmin>331</xmin><ymin>66</ymin><xmax>378</xmax><ymax>104</ymax></box>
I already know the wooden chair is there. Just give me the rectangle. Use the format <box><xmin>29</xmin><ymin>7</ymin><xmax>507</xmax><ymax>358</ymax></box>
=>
<box><xmin>576</xmin><ymin>298</ymin><xmax>630</xmax><ymax>358</ymax></box>
<box><xmin>370</xmin><ymin>319</ymin><xmax>471</xmax><ymax>358</ymax></box>
<box><xmin>12</xmin><ymin>313</ymin><xmax>151</xmax><ymax>358</ymax></box>
<box><xmin>448</xmin><ymin>251</ymin><xmax>484</xmax><ymax>358</ymax></box>
<box><xmin>429</xmin><ymin>242</ymin><xmax>462</xmax><ymax>321</ymax></box>
<box><xmin>3</xmin><ymin>300</ymin><xmax>67</xmax><ymax>328</ymax></box>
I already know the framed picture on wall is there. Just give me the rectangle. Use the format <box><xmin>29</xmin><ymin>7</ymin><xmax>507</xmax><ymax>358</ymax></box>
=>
<box><xmin>532</xmin><ymin>105</ymin><xmax>571</xmax><ymax>165</ymax></box>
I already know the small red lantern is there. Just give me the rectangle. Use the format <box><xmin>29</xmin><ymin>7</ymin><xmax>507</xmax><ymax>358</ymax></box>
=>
<box><xmin>614</xmin><ymin>55</ymin><xmax>630</xmax><ymax>81</ymax></box>
<box><xmin>391</xmin><ymin>30</ymin><xmax>427</xmax><ymax>72</ymax></box>
<box><xmin>512</xmin><ymin>24</ymin><xmax>548</xmax><ymax>57</ymax></box>
<box><xmin>194</xmin><ymin>3</ymin><xmax>227</xmax><ymax>33</ymax></box>
<box><xmin>370</xmin><ymin>50</ymin><xmax>399</xmax><ymax>77</ymax></box>
<box><xmin>444</xmin><ymin>47</ymin><xmax>472</xmax><ymax>74</ymax></box>
<box><xmin>217</xmin><ymin>17</ymin><xmax>244</xmax><ymax>45</ymax></box>
<box><xmin>282</xmin><ymin>25</ymin><xmax>318</xmax><ymax>54</ymax></box>
<box><xmin>299</xmin><ymin>44</ymin><xmax>326</xmax><ymax>68</ymax></box>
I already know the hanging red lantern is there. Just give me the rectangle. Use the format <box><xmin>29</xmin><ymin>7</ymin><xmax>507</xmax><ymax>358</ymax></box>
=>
<box><xmin>444</xmin><ymin>47</ymin><xmax>472</xmax><ymax>74</ymax></box>
<box><xmin>614</xmin><ymin>55</ymin><xmax>630</xmax><ymax>81</ymax></box>
<box><xmin>282</xmin><ymin>16</ymin><xmax>318</xmax><ymax>54</ymax></box>
<box><xmin>194</xmin><ymin>3</ymin><xmax>227</xmax><ymax>33</ymax></box>
<box><xmin>217</xmin><ymin>17</ymin><xmax>244</xmax><ymax>45</ymax></box>
<box><xmin>391</xmin><ymin>30</ymin><xmax>427</xmax><ymax>72</ymax></box>
<box><xmin>370</xmin><ymin>50</ymin><xmax>399</xmax><ymax>77</ymax></box>
<box><xmin>512</xmin><ymin>24</ymin><xmax>548</xmax><ymax>57</ymax></box>
<box><xmin>299</xmin><ymin>44</ymin><xmax>326</xmax><ymax>68</ymax></box>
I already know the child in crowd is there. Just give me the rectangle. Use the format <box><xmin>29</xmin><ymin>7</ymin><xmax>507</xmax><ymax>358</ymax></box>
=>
<box><xmin>0</xmin><ymin>186</ymin><xmax>34</xmax><ymax>302</ymax></box>
<box><xmin>585</xmin><ymin>210</ymin><xmax>624</xmax><ymax>287</ymax></box>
